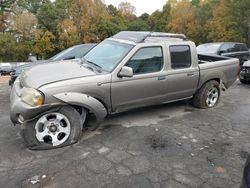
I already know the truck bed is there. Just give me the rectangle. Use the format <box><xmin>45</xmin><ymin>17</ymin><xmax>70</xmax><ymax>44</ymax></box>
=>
<box><xmin>197</xmin><ymin>54</ymin><xmax>239</xmax><ymax>89</ymax></box>
<box><xmin>198</xmin><ymin>54</ymin><xmax>231</xmax><ymax>64</ymax></box>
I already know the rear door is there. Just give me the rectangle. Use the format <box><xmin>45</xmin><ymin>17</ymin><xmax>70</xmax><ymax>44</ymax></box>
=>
<box><xmin>111</xmin><ymin>45</ymin><xmax>168</xmax><ymax>112</ymax></box>
<box><xmin>165</xmin><ymin>44</ymin><xmax>199</xmax><ymax>101</ymax></box>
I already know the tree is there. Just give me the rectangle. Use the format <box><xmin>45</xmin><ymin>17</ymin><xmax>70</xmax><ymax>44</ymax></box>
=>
<box><xmin>167</xmin><ymin>0</ymin><xmax>202</xmax><ymax>44</ymax></box>
<box><xmin>229</xmin><ymin>0</ymin><xmax>250</xmax><ymax>45</ymax></box>
<box><xmin>34</xmin><ymin>31</ymin><xmax>55</xmax><ymax>59</ymax></box>
<box><xmin>127</xmin><ymin>18</ymin><xmax>150</xmax><ymax>31</ymax></box>
<box><xmin>36</xmin><ymin>0</ymin><xmax>71</xmax><ymax>36</ymax></box>
<box><xmin>0</xmin><ymin>0</ymin><xmax>16</xmax><ymax>32</ymax></box>
<box><xmin>17</xmin><ymin>0</ymin><xmax>45</xmax><ymax>14</ymax></box>
<box><xmin>149</xmin><ymin>3</ymin><xmax>171</xmax><ymax>32</ymax></box>
<box><xmin>11</xmin><ymin>12</ymin><xmax>38</xmax><ymax>39</ymax></box>
<box><xmin>206</xmin><ymin>0</ymin><xmax>244</xmax><ymax>42</ymax></box>
<box><xmin>118</xmin><ymin>2</ymin><xmax>136</xmax><ymax>22</ymax></box>
<box><xmin>65</xmin><ymin>0</ymin><xmax>109</xmax><ymax>43</ymax></box>
<box><xmin>0</xmin><ymin>32</ymin><xmax>16</xmax><ymax>61</ymax></box>
<box><xmin>57</xmin><ymin>19</ymin><xmax>80</xmax><ymax>49</ymax></box>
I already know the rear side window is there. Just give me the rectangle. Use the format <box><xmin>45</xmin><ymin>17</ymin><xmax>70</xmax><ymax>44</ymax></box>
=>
<box><xmin>220</xmin><ymin>43</ymin><xmax>235</xmax><ymax>52</ymax></box>
<box><xmin>239</xmin><ymin>44</ymin><xmax>249</xmax><ymax>51</ymax></box>
<box><xmin>170</xmin><ymin>45</ymin><xmax>192</xmax><ymax>69</ymax></box>
<box><xmin>126</xmin><ymin>47</ymin><xmax>163</xmax><ymax>74</ymax></box>
<box><xmin>221</xmin><ymin>43</ymin><xmax>248</xmax><ymax>52</ymax></box>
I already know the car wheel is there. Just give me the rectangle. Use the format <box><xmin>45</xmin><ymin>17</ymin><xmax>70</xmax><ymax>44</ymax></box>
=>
<box><xmin>193</xmin><ymin>80</ymin><xmax>220</xmax><ymax>109</ymax></box>
<box><xmin>21</xmin><ymin>106</ymin><xmax>82</xmax><ymax>150</ymax></box>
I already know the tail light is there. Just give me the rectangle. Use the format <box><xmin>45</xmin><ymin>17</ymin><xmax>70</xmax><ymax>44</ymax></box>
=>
<box><xmin>237</xmin><ymin>63</ymin><xmax>241</xmax><ymax>75</ymax></box>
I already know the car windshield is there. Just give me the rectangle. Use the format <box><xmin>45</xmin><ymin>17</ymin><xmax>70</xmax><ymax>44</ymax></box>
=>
<box><xmin>50</xmin><ymin>45</ymin><xmax>94</xmax><ymax>61</ymax></box>
<box><xmin>197</xmin><ymin>44</ymin><xmax>221</xmax><ymax>54</ymax></box>
<box><xmin>84</xmin><ymin>40</ymin><xmax>134</xmax><ymax>72</ymax></box>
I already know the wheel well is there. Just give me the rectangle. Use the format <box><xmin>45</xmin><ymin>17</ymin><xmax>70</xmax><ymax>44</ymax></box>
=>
<box><xmin>203</xmin><ymin>78</ymin><xmax>220</xmax><ymax>86</ymax></box>
<box><xmin>71</xmin><ymin>97</ymin><xmax>108</xmax><ymax>115</ymax></box>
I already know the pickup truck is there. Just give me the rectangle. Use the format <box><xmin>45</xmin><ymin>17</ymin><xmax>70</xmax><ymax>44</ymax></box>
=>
<box><xmin>10</xmin><ymin>31</ymin><xmax>239</xmax><ymax>150</ymax></box>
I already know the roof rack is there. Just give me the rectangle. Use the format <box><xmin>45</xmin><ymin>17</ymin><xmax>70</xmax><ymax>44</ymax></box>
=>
<box><xmin>111</xmin><ymin>31</ymin><xmax>187</xmax><ymax>43</ymax></box>
<box><xmin>149</xmin><ymin>32</ymin><xmax>187</xmax><ymax>40</ymax></box>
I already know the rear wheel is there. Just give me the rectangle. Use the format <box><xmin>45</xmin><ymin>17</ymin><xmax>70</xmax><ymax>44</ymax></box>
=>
<box><xmin>193</xmin><ymin>80</ymin><xmax>220</xmax><ymax>109</ymax></box>
<box><xmin>21</xmin><ymin>106</ymin><xmax>82</xmax><ymax>150</ymax></box>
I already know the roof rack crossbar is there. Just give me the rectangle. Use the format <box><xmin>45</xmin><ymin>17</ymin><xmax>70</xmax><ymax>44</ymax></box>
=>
<box><xmin>146</xmin><ymin>32</ymin><xmax>187</xmax><ymax>40</ymax></box>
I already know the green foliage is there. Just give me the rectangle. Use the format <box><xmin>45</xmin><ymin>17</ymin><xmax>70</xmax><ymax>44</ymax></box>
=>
<box><xmin>17</xmin><ymin>0</ymin><xmax>44</xmax><ymax>14</ymax></box>
<box><xmin>0</xmin><ymin>33</ymin><xmax>31</xmax><ymax>62</ymax></box>
<box><xmin>127</xmin><ymin>18</ymin><xmax>150</xmax><ymax>31</ymax></box>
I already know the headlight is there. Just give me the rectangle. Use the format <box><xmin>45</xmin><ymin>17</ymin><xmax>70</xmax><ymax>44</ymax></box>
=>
<box><xmin>242</xmin><ymin>67</ymin><xmax>247</xmax><ymax>72</ymax></box>
<box><xmin>21</xmin><ymin>88</ymin><xmax>44</xmax><ymax>107</ymax></box>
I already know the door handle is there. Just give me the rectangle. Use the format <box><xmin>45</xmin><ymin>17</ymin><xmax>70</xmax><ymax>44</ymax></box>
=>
<box><xmin>187</xmin><ymin>73</ymin><xmax>195</xmax><ymax>77</ymax></box>
<box><xmin>158</xmin><ymin>76</ymin><xmax>166</xmax><ymax>80</ymax></box>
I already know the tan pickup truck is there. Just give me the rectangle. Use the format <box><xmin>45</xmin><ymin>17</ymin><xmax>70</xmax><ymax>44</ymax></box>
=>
<box><xmin>10</xmin><ymin>31</ymin><xmax>239</xmax><ymax>149</ymax></box>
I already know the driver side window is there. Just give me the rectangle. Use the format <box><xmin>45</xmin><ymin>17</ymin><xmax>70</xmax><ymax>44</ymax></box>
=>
<box><xmin>126</xmin><ymin>47</ymin><xmax>163</xmax><ymax>74</ymax></box>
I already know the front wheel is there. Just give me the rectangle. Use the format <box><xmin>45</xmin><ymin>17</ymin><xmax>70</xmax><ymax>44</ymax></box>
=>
<box><xmin>21</xmin><ymin>106</ymin><xmax>82</xmax><ymax>150</ymax></box>
<box><xmin>192</xmin><ymin>80</ymin><xmax>220</xmax><ymax>109</ymax></box>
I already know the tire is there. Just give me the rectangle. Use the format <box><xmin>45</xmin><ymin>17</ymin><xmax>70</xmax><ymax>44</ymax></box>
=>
<box><xmin>21</xmin><ymin>106</ymin><xmax>82</xmax><ymax>150</ymax></box>
<box><xmin>192</xmin><ymin>80</ymin><xmax>220</xmax><ymax>109</ymax></box>
<box><xmin>240</xmin><ymin>79</ymin><xmax>249</xmax><ymax>84</ymax></box>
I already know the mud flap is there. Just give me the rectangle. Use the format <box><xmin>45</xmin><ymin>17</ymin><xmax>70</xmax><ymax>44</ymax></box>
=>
<box><xmin>219</xmin><ymin>80</ymin><xmax>227</xmax><ymax>91</ymax></box>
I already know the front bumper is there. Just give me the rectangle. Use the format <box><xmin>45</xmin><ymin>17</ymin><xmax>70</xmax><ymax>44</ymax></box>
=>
<box><xmin>239</xmin><ymin>71</ymin><xmax>250</xmax><ymax>81</ymax></box>
<box><xmin>10</xmin><ymin>82</ymin><xmax>58</xmax><ymax>125</ymax></box>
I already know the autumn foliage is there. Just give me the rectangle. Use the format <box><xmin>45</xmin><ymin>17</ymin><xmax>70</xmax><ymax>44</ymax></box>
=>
<box><xmin>0</xmin><ymin>0</ymin><xmax>250</xmax><ymax>61</ymax></box>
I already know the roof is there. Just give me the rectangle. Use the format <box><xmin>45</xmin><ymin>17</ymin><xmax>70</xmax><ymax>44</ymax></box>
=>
<box><xmin>111</xmin><ymin>31</ymin><xmax>187</xmax><ymax>43</ymax></box>
<box><xmin>199</xmin><ymin>42</ymin><xmax>246</xmax><ymax>46</ymax></box>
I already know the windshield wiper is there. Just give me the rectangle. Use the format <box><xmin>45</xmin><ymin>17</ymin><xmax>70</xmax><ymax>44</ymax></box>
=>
<box><xmin>82</xmin><ymin>58</ymin><xmax>102</xmax><ymax>73</ymax></box>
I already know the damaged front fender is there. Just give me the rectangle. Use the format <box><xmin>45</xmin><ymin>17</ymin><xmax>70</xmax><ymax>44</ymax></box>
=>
<box><xmin>54</xmin><ymin>92</ymin><xmax>107</xmax><ymax>126</ymax></box>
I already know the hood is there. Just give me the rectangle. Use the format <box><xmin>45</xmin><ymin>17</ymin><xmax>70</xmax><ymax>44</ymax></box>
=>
<box><xmin>243</xmin><ymin>60</ymin><xmax>250</xmax><ymax>67</ymax></box>
<box><xmin>20</xmin><ymin>60</ymin><xmax>96</xmax><ymax>88</ymax></box>
<box><xmin>14</xmin><ymin>60</ymin><xmax>49</xmax><ymax>74</ymax></box>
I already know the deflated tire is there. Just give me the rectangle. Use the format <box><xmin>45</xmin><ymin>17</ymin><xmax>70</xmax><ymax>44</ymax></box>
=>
<box><xmin>21</xmin><ymin>106</ymin><xmax>82</xmax><ymax>150</ymax></box>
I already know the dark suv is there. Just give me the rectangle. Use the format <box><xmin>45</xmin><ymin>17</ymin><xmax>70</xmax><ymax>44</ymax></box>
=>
<box><xmin>197</xmin><ymin>42</ymin><xmax>250</xmax><ymax>65</ymax></box>
<box><xmin>239</xmin><ymin>60</ymin><xmax>250</xmax><ymax>83</ymax></box>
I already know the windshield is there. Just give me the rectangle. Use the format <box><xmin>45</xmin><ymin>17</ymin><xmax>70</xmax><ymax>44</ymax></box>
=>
<box><xmin>84</xmin><ymin>40</ymin><xmax>134</xmax><ymax>72</ymax></box>
<box><xmin>50</xmin><ymin>45</ymin><xmax>95</xmax><ymax>61</ymax></box>
<box><xmin>197</xmin><ymin>44</ymin><xmax>221</xmax><ymax>54</ymax></box>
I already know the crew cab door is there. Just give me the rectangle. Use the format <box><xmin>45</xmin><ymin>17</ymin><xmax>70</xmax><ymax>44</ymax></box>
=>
<box><xmin>165</xmin><ymin>44</ymin><xmax>199</xmax><ymax>101</ymax></box>
<box><xmin>111</xmin><ymin>45</ymin><xmax>167</xmax><ymax>112</ymax></box>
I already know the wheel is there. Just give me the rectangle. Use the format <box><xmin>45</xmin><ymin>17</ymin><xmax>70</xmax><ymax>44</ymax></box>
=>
<box><xmin>192</xmin><ymin>80</ymin><xmax>220</xmax><ymax>109</ymax></box>
<box><xmin>21</xmin><ymin>106</ymin><xmax>82</xmax><ymax>150</ymax></box>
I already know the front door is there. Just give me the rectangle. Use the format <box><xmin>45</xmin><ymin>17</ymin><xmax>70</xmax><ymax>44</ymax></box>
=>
<box><xmin>111</xmin><ymin>46</ymin><xmax>167</xmax><ymax>112</ymax></box>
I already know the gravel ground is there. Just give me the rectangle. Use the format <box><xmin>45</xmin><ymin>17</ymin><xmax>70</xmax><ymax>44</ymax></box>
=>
<box><xmin>0</xmin><ymin>78</ymin><xmax>250</xmax><ymax>188</ymax></box>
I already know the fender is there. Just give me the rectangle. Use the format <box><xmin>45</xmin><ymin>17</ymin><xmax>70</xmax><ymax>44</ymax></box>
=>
<box><xmin>54</xmin><ymin>92</ymin><xmax>107</xmax><ymax>124</ymax></box>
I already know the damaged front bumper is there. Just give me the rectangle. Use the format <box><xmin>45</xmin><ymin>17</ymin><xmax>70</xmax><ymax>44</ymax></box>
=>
<box><xmin>10</xmin><ymin>81</ymin><xmax>58</xmax><ymax>125</ymax></box>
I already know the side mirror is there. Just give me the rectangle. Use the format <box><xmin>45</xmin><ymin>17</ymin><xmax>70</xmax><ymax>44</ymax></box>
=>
<box><xmin>218</xmin><ymin>50</ymin><xmax>227</xmax><ymax>55</ymax></box>
<box><xmin>118</xmin><ymin>66</ymin><xmax>133</xmax><ymax>78</ymax></box>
